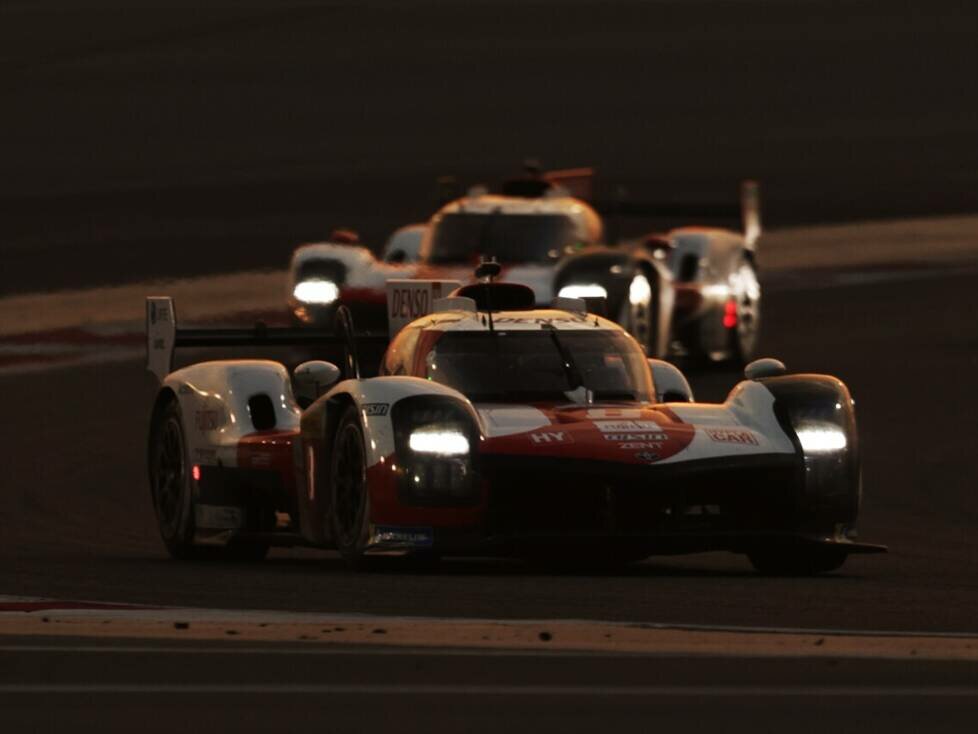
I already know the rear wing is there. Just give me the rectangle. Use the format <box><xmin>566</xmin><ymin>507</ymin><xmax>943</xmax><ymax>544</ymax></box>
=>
<box><xmin>594</xmin><ymin>180</ymin><xmax>762</xmax><ymax>248</ymax></box>
<box><xmin>147</xmin><ymin>279</ymin><xmax>463</xmax><ymax>381</ymax></box>
<box><xmin>439</xmin><ymin>166</ymin><xmax>761</xmax><ymax>247</ymax></box>
<box><xmin>146</xmin><ymin>297</ymin><xmax>387</xmax><ymax>382</ymax></box>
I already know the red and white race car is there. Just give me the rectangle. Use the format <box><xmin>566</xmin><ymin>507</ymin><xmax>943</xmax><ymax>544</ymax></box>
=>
<box><xmin>287</xmin><ymin>168</ymin><xmax>762</xmax><ymax>366</ymax></box>
<box><xmin>148</xmin><ymin>275</ymin><xmax>883</xmax><ymax>573</ymax></box>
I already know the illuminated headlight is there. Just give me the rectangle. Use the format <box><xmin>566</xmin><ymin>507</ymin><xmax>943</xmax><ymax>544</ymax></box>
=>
<box><xmin>795</xmin><ymin>424</ymin><xmax>847</xmax><ymax>453</ymax></box>
<box><xmin>293</xmin><ymin>279</ymin><xmax>339</xmax><ymax>305</ymax></box>
<box><xmin>408</xmin><ymin>428</ymin><xmax>470</xmax><ymax>456</ymax></box>
<box><xmin>629</xmin><ymin>274</ymin><xmax>652</xmax><ymax>305</ymax></box>
<box><xmin>558</xmin><ymin>284</ymin><xmax>607</xmax><ymax>300</ymax></box>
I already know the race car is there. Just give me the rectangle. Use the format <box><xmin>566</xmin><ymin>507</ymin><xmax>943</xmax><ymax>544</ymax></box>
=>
<box><xmin>147</xmin><ymin>274</ymin><xmax>884</xmax><ymax>573</ymax></box>
<box><xmin>286</xmin><ymin>167</ymin><xmax>762</xmax><ymax>365</ymax></box>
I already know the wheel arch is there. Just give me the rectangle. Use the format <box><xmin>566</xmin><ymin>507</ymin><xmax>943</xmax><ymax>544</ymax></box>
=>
<box><xmin>147</xmin><ymin>387</ymin><xmax>178</xmax><ymax>482</ymax></box>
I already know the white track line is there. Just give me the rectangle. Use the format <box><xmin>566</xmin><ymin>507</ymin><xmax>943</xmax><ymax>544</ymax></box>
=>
<box><xmin>0</xmin><ymin>684</ymin><xmax>975</xmax><ymax>697</ymax></box>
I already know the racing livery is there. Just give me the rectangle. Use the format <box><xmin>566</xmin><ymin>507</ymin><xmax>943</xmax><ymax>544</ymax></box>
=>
<box><xmin>287</xmin><ymin>169</ymin><xmax>762</xmax><ymax>365</ymax></box>
<box><xmin>148</xmin><ymin>279</ymin><xmax>884</xmax><ymax>574</ymax></box>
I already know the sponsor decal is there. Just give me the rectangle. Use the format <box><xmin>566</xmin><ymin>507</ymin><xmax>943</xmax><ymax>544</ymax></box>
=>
<box><xmin>586</xmin><ymin>409</ymin><xmax>642</xmax><ymax>419</ymax></box>
<box><xmin>362</xmin><ymin>403</ymin><xmax>389</xmax><ymax>417</ymax></box>
<box><xmin>594</xmin><ymin>420</ymin><xmax>662</xmax><ymax>433</ymax></box>
<box><xmin>634</xmin><ymin>451</ymin><xmax>660</xmax><ymax>463</ymax></box>
<box><xmin>706</xmin><ymin>428</ymin><xmax>759</xmax><ymax>446</ymax></box>
<box><xmin>619</xmin><ymin>441</ymin><xmax>662</xmax><ymax>450</ymax></box>
<box><xmin>389</xmin><ymin>288</ymin><xmax>432</xmax><ymax>321</ymax></box>
<box><xmin>493</xmin><ymin>316</ymin><xmax>583</xmax><ymax>325</ymax></box>
<box><xmin>386</xmin><ymin>280</ymin><xmax>461</xmax><ymax>337</ymax></box>
<box><xmin>603</xmin><ymin>432</ymin><xmax>668</xmax><ymax>442</ymax></box>
<box><xmin>370</xmin><ymin>525</ymin><xmax>434</xmax><ymax>548</ymax></box>
<box><xmin>529</xmin><ymin>431</ymin><xmax>573</xmax><ymax>445</ymax></box>
<box><xmin>194</xmin><ymin>409</ymin><xmax>222</xmax><ymax>431</ymax></box>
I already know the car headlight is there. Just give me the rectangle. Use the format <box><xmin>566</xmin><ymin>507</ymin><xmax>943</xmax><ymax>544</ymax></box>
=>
<box><xmin>558</xmin><ymin>283</ymin><xmax>607</xmax><ymax>300</ymax></box>
<box><xmin>293</xmin><ymin>279</ymin><xmax>339</xmax><ymax>305</ymax></box>
<box><xmin>392</xmin><ymin>396</ymin><xmax>481</xmax><ymax>506</ymax></box>
<box><xmin>795</xmin><ymin>423</ymin><xmax>848</xmax><ymax>453</ymax></box>
<box><xmin>628</xmin><ymin>274</ymin><xmax>652</xmax><ymax>305</ymax></box>
<box><xmin>408</xmin><ymin>427</ymin><xmax>470</xmax><ymax>456</ymax></box>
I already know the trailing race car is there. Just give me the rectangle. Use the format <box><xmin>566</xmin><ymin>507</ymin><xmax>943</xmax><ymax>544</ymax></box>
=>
<box><xmin>147</xmin><ymin>274</ymin><xmax>884</xmax><ymax>573</ymax></box>
<box><xmin>287</xmin><ymin>167</ymin><xmax>762</xmax><ymax>365</ymax></box>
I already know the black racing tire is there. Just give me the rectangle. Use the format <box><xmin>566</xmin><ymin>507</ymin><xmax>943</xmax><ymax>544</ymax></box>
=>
<box><xmin>747</xmin><ymin>546</ymin><xmax>848</xmax><ymax>576</ymax></box>
<box><xmin>149</xmin><ymin>398</ymin><xmax>269</xmax><ymax>562</ymax></box>
<box><xmin>329</xmin><ymin>405</ymin><xmax>372</xmax><ymax>567</ymax></box>
<box><xmin>728</xmin><ymin>257</ymin><xmax>761</xmax><ymax>365</ymax></box>
<box><xmin>148</xmin><ymin>399</ymin><xmax>203</xmax><ymax>560</ymax></box>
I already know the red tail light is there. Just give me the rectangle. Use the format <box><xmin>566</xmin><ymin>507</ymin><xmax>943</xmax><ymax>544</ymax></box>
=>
<box><xmin>723</xmin><ymin>300</ymin><xmax>738</xmax><ymax>329</ymax></box>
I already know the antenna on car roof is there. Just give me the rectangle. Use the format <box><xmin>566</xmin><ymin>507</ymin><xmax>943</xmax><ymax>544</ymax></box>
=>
<box><xmin>475</xmin><ymin>258</ymin><xmax>501</xmax><ymax>333</ymax></box>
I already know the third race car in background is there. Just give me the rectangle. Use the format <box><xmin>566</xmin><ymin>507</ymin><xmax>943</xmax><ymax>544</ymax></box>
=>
<box><xmin>287</xmin><ymin>166</ymin><xmax>763</xmax><ymax>367</ymax></box>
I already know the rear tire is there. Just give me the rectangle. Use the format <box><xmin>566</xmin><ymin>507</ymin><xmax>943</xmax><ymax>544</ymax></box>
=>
<box><xmin>747</xmin><ymin>546</ymin><xmax>847</xmax><ymax>576</ymax></box>
<box><xmin>149</xmin><ymin>398</ymin><xmax>269</xmax><ymax>562</ymax></box>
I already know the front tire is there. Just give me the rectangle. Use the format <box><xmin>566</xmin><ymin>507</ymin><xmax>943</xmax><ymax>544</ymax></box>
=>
<box><xmin>728</xmin><ymin>258</ymin><xmax>761</xmax><ymax>364</ymax></box>
<box><xmin>623</xmin><ymin>270</ymin><xmax>657</xmax><ymax>356</ymax></box>
<box><xmin>329</xmin><ymin>405</ymin><xmax>372</xmax><ymax>567</ymax></box>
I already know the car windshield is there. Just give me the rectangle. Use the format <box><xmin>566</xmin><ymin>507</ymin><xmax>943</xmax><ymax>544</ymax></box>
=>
<box><xmin>428</xmin><ymin>212</ymin><xmax>577</xmax><ymax>265</ymax></box>
<box><xmin>423</xmin><ymin>328</ymin><xmax>653</xmax><ymax>403</ymax></box>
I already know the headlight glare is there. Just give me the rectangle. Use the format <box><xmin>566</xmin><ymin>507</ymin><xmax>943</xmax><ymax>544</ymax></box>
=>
<box><xmin>795</xmin><ymin>424</ymin><xmax>847</xmax><ymax>453</ymax></box>
<box><xmin>293</xmin><ymin>279</ymin><xmax>339</xmax><ymax>305</ymax></box>
<box><xmin>558</xmin><ymin>283</ymin><xmax>608</xmax><ymax>300</ymax></box>
<box><xmin>628</xmin><ymin>274</ymin><xmax>652</xmax><ymax>305</ymax></box>
<box><xmin>408</xmin><ymin>428</ymin><xmax>470</xmax><ymax>456</ymax></box>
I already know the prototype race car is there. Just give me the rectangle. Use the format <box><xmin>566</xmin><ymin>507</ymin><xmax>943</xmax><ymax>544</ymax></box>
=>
<box><xmin>147</xmin><ymin>274</ymin><xmax>884</xmax><ymax>573</ymax></box>
<box><xmin>287</xmin><ymin>167</ymin><xmax>762</xmax><ymax>365</ymax></box>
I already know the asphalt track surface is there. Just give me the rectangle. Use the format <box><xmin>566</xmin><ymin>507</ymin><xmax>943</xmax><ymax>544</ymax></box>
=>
<box><xmin>3</xmin><ymin>637</ymin><xmax>978</xmax><ymax>733</ymax></box>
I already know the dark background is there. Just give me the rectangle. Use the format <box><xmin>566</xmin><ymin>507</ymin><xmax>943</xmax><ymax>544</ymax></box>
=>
<box><xmin>2</xmin><ymin>0</ymin><xmax>977</xmax><ymax>294</ymax></box>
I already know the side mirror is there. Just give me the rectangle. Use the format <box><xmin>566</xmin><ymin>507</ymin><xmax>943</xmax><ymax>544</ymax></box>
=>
<box><xmin>744</xmin><ymin>358</ymin><xmax>786</xmax><ymax>380</ymax></box>
<box><xmin>382</xmin><ymin>224</ymin><xmax>426</xmax><ymax>264</ymax></box>
<box><xmin>648</xmin><ymin>359</ymin><xmax>694</xmax><ymax>403</ymax></box>
<box><xmin>294</xmin><ymin>360</ymin><xmax>341</xmax><ymax>407</ymax></box>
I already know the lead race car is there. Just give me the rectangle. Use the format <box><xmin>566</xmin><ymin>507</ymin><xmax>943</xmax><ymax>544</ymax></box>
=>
<box><xmin>147</xmin><ymin>271</ymin><xmax>884</xmax><ymax>574</ymax></box>
<box><xmin>287</xmin><ymin>167</ymin><xmax>763</xmax><ymax>366</ymax></box>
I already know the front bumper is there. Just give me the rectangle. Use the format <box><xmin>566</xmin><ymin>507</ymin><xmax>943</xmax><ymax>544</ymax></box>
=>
<box><xmin>363</xmin><ymin>454</ymin><xmax>884</xmax><ymax>558</ymax></box>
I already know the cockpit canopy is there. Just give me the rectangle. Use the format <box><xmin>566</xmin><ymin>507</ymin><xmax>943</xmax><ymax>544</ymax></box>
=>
<box><xmin>384</xmin><ymin>324</ymin><xmax>654</xmax><ymax>404</ymax></box>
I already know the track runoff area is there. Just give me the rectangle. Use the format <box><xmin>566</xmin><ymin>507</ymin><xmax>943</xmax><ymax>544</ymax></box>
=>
<box><xmin>3</xmin><ymin>216</ymin><xmax>978</xmax><ymax>730</ymax></box>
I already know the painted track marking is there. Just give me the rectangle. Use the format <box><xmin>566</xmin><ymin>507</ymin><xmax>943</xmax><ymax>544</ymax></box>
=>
<box><xmin>0</xmin><ymin>683</ymin><xmax>976</xmax><ymax>697</ymax></box>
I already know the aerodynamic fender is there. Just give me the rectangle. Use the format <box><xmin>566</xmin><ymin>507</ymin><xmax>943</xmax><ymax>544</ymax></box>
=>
<box><xmin>158</xmin><ymin>360</ymin><xmax>300</xmax><ymax>471</ymax></box>
<box><xmin>295</xmin><ymin>376</ymin><xmax>478</xmax><ymax>543</ymax></box>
